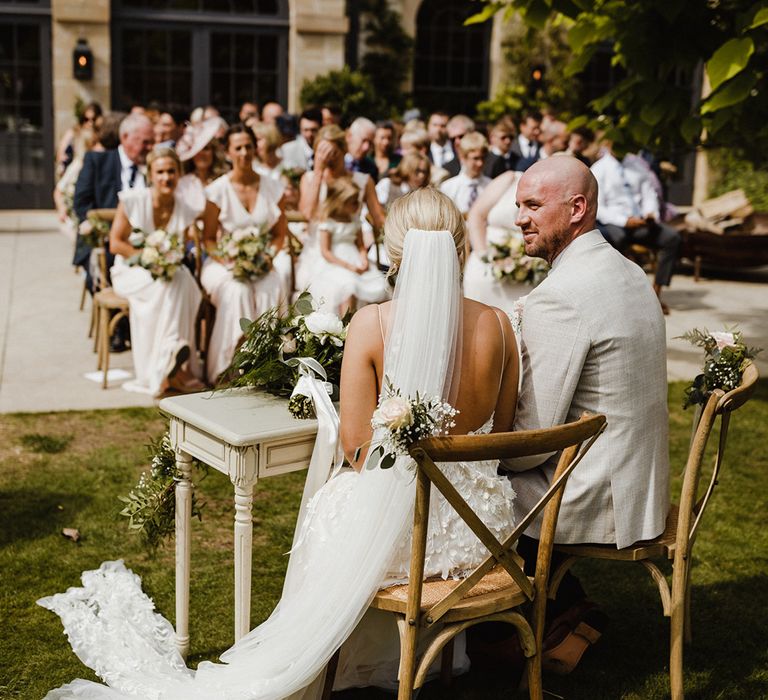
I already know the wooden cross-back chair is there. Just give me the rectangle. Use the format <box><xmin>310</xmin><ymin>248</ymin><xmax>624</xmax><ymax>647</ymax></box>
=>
<box><xmin>188</xmin><ymin>221</ymin><xmax>215</xmax><ymax>367</ymax></box>
<box><xmin>322</xmin><ymin>412</ymin><xmax>607</xmax><ymax>700</ymax></box>
<box><xmin>550</xmin><ymin>362</ymin><xmax>759</xmax><ymax>700</ymax></box>
<box><xmin>285</xmin><ymin>209</ymin><xmax>308</xmax><ymax>299</ymax></box>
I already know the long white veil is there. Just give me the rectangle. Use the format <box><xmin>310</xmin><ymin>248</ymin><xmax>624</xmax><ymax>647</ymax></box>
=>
<box><xmin>38</xmin><ymin>229</ymin><xmax>463</xmax><ymax>699</ymax></box>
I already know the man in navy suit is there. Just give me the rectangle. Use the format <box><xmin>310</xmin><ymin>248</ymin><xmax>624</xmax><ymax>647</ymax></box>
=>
<box><xmin>74</xmin><ymin>112</ymin><xmax>154</xmax><ymax>351</ymax></box>
<box><xmin>73</xmin><ymin>112</ymin><xmax>154</xmax><ymax>276</ymax></box>
<box><xmin>508</xmin><ymin>109</ymin><xmax>542</xmax><ymax>171</ymax></box>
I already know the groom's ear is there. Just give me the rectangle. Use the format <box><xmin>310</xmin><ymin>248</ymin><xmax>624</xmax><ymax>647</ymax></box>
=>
<box><xmin>570</xmin><ymin>193</ymin><xmax>588</xmax><ymax>223</ymax></box>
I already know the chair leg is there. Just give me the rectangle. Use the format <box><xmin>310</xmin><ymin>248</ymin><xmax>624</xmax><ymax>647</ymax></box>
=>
<box><xmin>669</xmin><ymin>558</ymin><xmax>688</xmax><ymax>700</ymax></box>
<box><xmin>321</xmin><ymin>648</ymin><xmax>340</xmax><ymax>700</ymax></box>
<box><xmin>397</xmin><ymin>618</ymin><xmax>420</xmax><ymax>700</ymax></box>
<box><xmin>96</xmin><ymin>305</ymin><xmax>105</xmax><ymax>370</ymax></box>
<box><xmin>525</xmin><ymin>651</ymin><xmax>543</xmax><ymax>700</ymax></box>
<box><xmin>79</xmin><ymin>281</ymin><xmax>87</xmax><ymax>311</ymax></box>
<box><xmin>684</xmin><ymin>565</ymin><xmax>693</xmax><ymax>645</ymax></box>
<box><xmin>439</xmin><ymin>638</ymin><xmax>454</xmax><ymax>687</ymax></box>
<box><xmin>101</xmin><ymin>307</ymin><xmax>111</xmax><ymax>389</ymax></box>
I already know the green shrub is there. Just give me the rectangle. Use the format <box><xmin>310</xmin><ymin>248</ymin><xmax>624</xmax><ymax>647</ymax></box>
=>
<box><xmin>299</xmin><ymin>67</ymin><xmax>387</xmax><ymax>125</ymax></box>
<box><xmin>708</xmin><ymin>149</ymin><xmax>768</xmax><ymax>212</ymax></box>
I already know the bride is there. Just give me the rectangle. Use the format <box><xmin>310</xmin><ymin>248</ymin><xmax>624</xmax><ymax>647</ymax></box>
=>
<box><xmin>38</xmin><ymin>188</ymin><xmax>520</xmax><ymax>699</ymax></box>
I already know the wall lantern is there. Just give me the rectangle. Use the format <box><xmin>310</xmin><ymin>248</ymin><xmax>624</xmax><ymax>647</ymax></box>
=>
<box><xmin>73</xmin><ymin>38</ymin><xmax>93</xmax><ymax>81</ymax></box>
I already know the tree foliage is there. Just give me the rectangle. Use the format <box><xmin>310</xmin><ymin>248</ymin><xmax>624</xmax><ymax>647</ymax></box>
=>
<box><xmin>299</xmin><ymin>66</ymin><xmax>386</xmax><ymax>125</ymax></box>
<box><xmin>469</xmin><ymin>0</ymin><xmax>768</xmax><ymax>161</ymax></box>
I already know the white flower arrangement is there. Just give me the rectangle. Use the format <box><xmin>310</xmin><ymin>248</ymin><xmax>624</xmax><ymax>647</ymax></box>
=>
<box><xmin>127</xmin><ymin>228</ymin><xmax>185</xmax><ymax>281</ymax></box>
<box><xmin>482</xmin><ymin>230</ymin><xmax>549</xmax><ymax>286</ymax></box>
<box><xmin>217</xmin><ymin>224</ymin><xmax>275</xmax><ymax>282</ymax></box>
<box><xmin>357</xmin><ymin>377</ymin><xmax>459</xmax><ymax>470</ymax></box>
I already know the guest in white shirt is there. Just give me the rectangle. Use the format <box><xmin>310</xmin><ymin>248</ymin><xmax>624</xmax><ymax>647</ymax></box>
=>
<box><xmin>510</xmin><ymin>110</ymin><xmax>542</xmax><ymax>171</ymax></box>
<box><xmin>443</xmin><ymin>114</ymin><xmax>475</xmax><ymax>176</ymax></box>
<box><xmin>400</xmin><ymin>129</ymin><xmax>450</xmax><ymax>185</ymax></box>
<box><xmin>281</xmin><ymin>107</ymin><xmax>322</xmax><ymax>171</ymax></box>
<box><xmin>591</xmin><ymin>146</ymin><xmax>681</xmax><ymax>313</ymax></box>
<box><xmin>427</xmin><ymin>111</ymin><xmax>452</xmax><ymax>168</ymax></box>
<box><xmin>484</xmin><ymin>116</ymin><xmax>516</xmax><ymax>176</ymax></box>
<box><xmin>440</xmin><ymin>131</ymin><xmax>492</xmax><ymax>215</ymax></box>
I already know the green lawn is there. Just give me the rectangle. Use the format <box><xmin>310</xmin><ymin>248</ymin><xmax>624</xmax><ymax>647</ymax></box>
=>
<box><xmin>1</xmin><ymin>382</ymin><xmax>766</xmax><ymax>699</ymax></box>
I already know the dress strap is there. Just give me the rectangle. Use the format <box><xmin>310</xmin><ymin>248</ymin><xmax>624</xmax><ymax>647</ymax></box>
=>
<box><xmin>376</xmin><ymin>304</ymin><xmax>385</xmax><ymax>343</ymax></box>
<box><xmin>494</xmin><ymin>309</ymin><xmax>506</xmax><ymax>393</ymax></box>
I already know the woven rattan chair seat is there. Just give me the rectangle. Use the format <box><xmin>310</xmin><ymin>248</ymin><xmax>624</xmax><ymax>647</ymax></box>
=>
<box><xmin>371</xmin><ymin>565</ymin><xmax>530</xmax><ymax>620</ymax></box>
<box><xmin>556</xmin><ymin>504</ymin><xmax>680</xmax><ymax>562</ymax></box>
<box><xmin>94</xmin><ymin>287</ymin><xmax>130</xmax><ymax>310</ymax></box>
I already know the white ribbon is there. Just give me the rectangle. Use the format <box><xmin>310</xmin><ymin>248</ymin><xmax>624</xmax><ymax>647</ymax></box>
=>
<box><xmin>287</xmin><ymin>358</ymin><xmax>344</xmax><ymax>554</ymax></box>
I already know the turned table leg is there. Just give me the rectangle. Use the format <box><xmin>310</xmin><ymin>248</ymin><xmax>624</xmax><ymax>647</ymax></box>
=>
<box><xmin>233</xmin><ymin>481</ymin><xmax>255</xmax><ymax>641</ymax></box>
<box><xmin>174</xmin><ymin>448</ymin><xmax>194</xmax><ymax>658</ymax></box>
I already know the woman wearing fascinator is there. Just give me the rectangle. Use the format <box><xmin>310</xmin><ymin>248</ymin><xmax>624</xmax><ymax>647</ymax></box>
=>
<box><xmin>39</xmin><ymin>188</ymin><xmax>521</xmax><ymax>698</ymax></box>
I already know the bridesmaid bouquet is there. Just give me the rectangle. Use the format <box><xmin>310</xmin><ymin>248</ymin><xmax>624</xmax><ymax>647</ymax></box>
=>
<box><xmin>127</xmin><ymin>228</ymin><xmax>185</xmax><ymax>281</ymax></box>
<box><xmin>359</xmin><ymin>377</ymin><xmax>458</xmax><ymax>470</ymax></box>
<box><xmin>223</xmin><ymin>292</ymin><xmax>349</xmax><ymax>419</ymax></box>
<box><xmin>483</xmin><ymin>231</ymin><xmax>549</xmax><ymax>286</ymax></box>
<box><xmin>677</xmin><ymin>327</ymin><xmax>761</xmax><ymax>408</ymax></box>
<box><xmin>217</xmin><ymin>224</ymin><xmax>275</xmax><ymax>282</ymax></box>
<box><xmin>77</xmin><ymin>212</ymin><xmax>111</xmax><ymax>248</ymax></box>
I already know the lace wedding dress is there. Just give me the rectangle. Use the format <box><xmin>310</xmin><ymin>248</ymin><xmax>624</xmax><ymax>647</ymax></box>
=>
<box><xmin>39</xmin><ymin>229</ymin><xmax>519</xmax><ymax>700</ymax></box>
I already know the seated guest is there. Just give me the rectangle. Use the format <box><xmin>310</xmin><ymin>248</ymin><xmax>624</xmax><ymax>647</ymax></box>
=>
<box><xmin>252</xmin><ymin>122</ymin><xmax>284</xmax><ymax>182</ymax></box>
<box><xmin>54</xmin><ymin>126</ymin><xmax>101</xmax><ymax>226</ymax></box>
<box><xmin>566</xmin><ymin>126</ymin><xmax>595</xmax><ymax>166</ymax></box>
<box><xmin>400</xmin><ymin>128</ymin><xmax>449</xmax><ymax>185</ymax></box>
<box><xmin>281</xmin><ymin>107</ymin><xmax>322</xmax><ymax>171</ymax></box>
<box><xmin>153</xmin><ymin>109</ymin><xmax>185</xmax><ymax>148</ymax></box>
<box><xmin>375</xmin><ymin>152</ymin><xmax>430</xmax><ymax>210</ymax></box>
<box><xmin>443</xmin><ymin>114</ymin><xmax>476</xmax><ymax>176</ymax></box>
<box><xmin>426</xmin><ymin>111</ymin><xmax>452</xmax><ymax>168</ymax></box>
<box><xmin>73</xmin><ymin>112</ymin><xmax>154</xmax><ymax>316</ymax></box>
<box><xmin>56</xmin><ymin>101</ymin><xmax>102</xmax><ymax>178</ymax></box>
<box><xmin>345</xmin><ymin>117</ymin><xmax>379</xmax><ymax>181</ymax></box>
<box><xmin>440</xmin><ymin>131</ymin><xmax>492</xmax><ymax>215</ymax></box>
<box><xmin>309</xmin><ymin>177</ymin><xmax>389</xmax><ymax>316</ymax></box>
<box><xmin>108</xmin><ymin>147</ymin><xmax>205</xmax><ymax>396</ymax></box>
<box><xmin>200</xmin><ymin>124</ymin><xmax>288</xmax><ymax>385</ymax></box>
<box><xmin>591</xmin><ymin>144</ymin><xmax>681</xmax><ymax>313</ymax></box>
<box><xmin>372</xmin><ymin>120</ymin><xmax>401</xmax><ymax>179</ymax></box>
<box><xmin>509</xmin><ymin>109</ymin><xmax>542</xmax><ymax>171</ymax></box>
<box><xmin>321</xmin><ymin>103</ymin><xmax>342</xmax><ymax>126</ymax></box>
<box><xmin>176</xmin><ymin>117</ymin><xmax>228</xmax><ymax>217</ymax></box>
<box><xmin>538</xmin><ymin>120</ymin><xmax>569</xmax><ymax>160</ymax></box>
<box><xmin>484</xmin><ymin>116</ymin><xmax>516</xmax><ymax>177</ymax></box>
<box><xmin>261</xmin><ymin>101</ymin><xmax>283</xmax><ymax>125</ymax></box>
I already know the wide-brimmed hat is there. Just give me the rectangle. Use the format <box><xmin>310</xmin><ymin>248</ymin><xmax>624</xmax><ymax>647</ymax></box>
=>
<box><xmin>176</xmin><ymin>117</ymin><xmax>225</xmax><ymax>161</ymax></box>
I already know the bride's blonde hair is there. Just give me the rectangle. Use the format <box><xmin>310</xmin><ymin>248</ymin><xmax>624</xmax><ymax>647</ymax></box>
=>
<box><xmin>384</xmin><ymin>187</ymin><xmax>466</xmax><ymax>278</ymax></box>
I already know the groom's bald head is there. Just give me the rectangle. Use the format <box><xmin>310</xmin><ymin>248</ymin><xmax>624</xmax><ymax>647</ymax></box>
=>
<box><xmin>515</xmin><ymin>155</ymin><xmax>598</xmax><ymax>262</ymax></box>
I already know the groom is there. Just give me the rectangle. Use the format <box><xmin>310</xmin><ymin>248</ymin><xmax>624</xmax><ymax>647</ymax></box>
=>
<box><xmin>501</xmin><ymin>156</ymin><xmax>670</xmax><ymax>644</ymax></box>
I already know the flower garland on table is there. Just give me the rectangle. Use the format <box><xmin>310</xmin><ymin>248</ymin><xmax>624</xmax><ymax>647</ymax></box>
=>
<box><xmin>677</xmin><ymin>327</ymin><xmax>761</xmax><ymax>409</ymax></box>
<box><xmin>482</xmin><ymin>230</ymin><xmax>549</xmax><ymax>286</ymax></box>
<box><xmin>217</xmin><ymin>224</ymin><xmax>275</xmax><ymax>282</ymax></box>
<box><xmin>222</xmin><ymin>292</ymin><xmax>349</xmax><ymax>419</ymax></box>
<box><xmin>77</xmin><ymin>212</ymin><xmax>111</xmax><ymax>249</ymax></box>
<box><xmin>127</xmin><ymin>228</ymin><xmax>185</xmax><ymax>281</ymax></box>
<box><xmin>118</xmin><ymin>433</ymin><xmax>207</xmax><ymax>552</ymax></box>
<box><xmin>356</xmin><ymin>377</ymin><xmax>458</xmax><ymax>471</ymax></box>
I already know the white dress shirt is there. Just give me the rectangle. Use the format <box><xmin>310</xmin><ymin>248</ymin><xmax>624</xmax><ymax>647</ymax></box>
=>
<box><xmin>430</xmin><ymin>140</ymin><xmax>454</xmax><ymax>168</ymax></box>
<box><xmin>591</xmin><ymin>152</ymin><xmax>660</xmax><ymax>227</ymax></box>
<box><xmin>439</xmin><ymin>170</ymin><xmax>491</xmax><ymax>213</ymax></box>
<box><xmin>118</xmin><ymin>145</ymin><xmax>146</xmax><ymax>192</ymax></box>
<box><xmin>281</xmin><ymin>136</ymin><xmax>314</xmax><ymax>171</ymax></box>
<box><xmin>517</xmin><ymin>135</ymin><xmax>539</xmax><ymax>159</ymax></box>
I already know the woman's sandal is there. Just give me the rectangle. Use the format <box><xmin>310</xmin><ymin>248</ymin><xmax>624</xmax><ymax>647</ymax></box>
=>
<box><xmin>541</xmin><ymin>608</ymin><xmax>608</xmax><ymax>675</ymax></box>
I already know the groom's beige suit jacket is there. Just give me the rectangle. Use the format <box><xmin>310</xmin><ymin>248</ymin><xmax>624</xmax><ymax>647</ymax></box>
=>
<box><xmin>506</xmin><ymin>229</ymin><xmax>669</xmax><ymax>549</ymax></box>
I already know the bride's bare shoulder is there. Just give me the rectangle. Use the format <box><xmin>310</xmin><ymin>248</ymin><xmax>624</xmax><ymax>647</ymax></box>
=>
<box><xmin>463</xmin><ymin>298</ymin><xmax>512</xmax><ymax>327</ymax></box>
<box><xmin>346</xmin><ymin>302</ymin><xmax>389</xmax><ymax>347</ymax></box>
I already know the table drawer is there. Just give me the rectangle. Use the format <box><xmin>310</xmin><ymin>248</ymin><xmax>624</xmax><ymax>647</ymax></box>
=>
<box><xmin>259</xmin><ymin>435</ymin><xmax>315</xmax><ymax>477</ymax></box>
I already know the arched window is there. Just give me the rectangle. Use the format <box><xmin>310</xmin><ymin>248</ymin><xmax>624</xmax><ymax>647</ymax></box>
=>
<box><xmin>413</xmin><ymin>0</ymin><xmax>491</xmax><ymax>116</ymax></box>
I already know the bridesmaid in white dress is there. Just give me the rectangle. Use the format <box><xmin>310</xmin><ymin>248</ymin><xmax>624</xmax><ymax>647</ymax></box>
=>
<box><xmin>464</xmin><ymin>169</ymin><xmax>528</xmax><ymax>313</ymax></box>
<box><xmin>310</xmin><ymin>177</ymin><xmax>389</xmax><ymax>315</ymax></box>
<box><xmin>175</xmin><ymin>117</ymin><xmax>228</xmax><ymax>217</ymax></box>
<box><xmin>200</xmin><ymin>123</ymin><xmax>288</xmax><ymax>385</ymax></box>
<box><xmin>109</xmin><ymin>147</ymin><xmax>204</xmax><ymax>396</ymax></box>
<box><xmin>297</xmin><ymin>124</ymin><xmax>386</xmax><ymax>290</ymax></box>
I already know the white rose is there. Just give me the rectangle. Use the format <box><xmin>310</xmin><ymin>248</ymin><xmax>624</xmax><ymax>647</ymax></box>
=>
<box><xmin>280</xmin><ymin>333</ymin><xmax>297</xmax><ymax>354</ymax></box>
<box><xmin>304</xmin><ymin>311</ymin><xmax>344</xmax><ymax>336</ymax></box>
<box><xmin>486</xmin><ymin>227</ymin><xmax>510</xmax><ymax>247</ymax></box>
<box><xmin>226</xmin><ymin>242</ymin><xmax>239</xmax><ymax>258</ymax></box>
<box><xmin>79</xmin><ymin>220</ymin><xmax>93</xmax><ymax>235</ymax></box>
<box><xmin>375</xmin><ymin>397</ymin><xmax>412</xmax><ymax>430</ymax></box>
<box><xmin>711</xmin><ymin>331</ymin><xmax>737</xmax><ymax>350</ymax></box>
<box><xmin>140</xmin><ymin>247</ymin><xmax>160</xmax><ymax>266</ymax></box>
<box><xmin>232</xmin><ymin>228</ymin><xmax>251</xmax><ymax>242</ymax></box>
<box><xmin>128</xmin><ymin>230</ymin><xmax>145</xmax><ymax>247</ymax></box>
<box><xmin>146</xmin><ymin>230</ymin><xmax>166</xmax><ymax>248</ymax></box>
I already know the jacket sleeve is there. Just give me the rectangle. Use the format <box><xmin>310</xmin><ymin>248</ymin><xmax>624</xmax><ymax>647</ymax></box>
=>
<box><xmin>73</xmin><ymin>152</ymin><xmax>97</xmax><ymax>222</ymax></box>
<box><xmin>503</xmin><ymin>284</ymin><xmax>591</xmax><ymax>471</ymax></box>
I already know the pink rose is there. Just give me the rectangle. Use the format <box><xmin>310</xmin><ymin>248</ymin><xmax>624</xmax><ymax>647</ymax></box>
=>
<box><xmin>374</xmin><ymin>397</ymin><xmax>412</xmax><ymax>430</ymax></box>
<box><xmin>711</xmin><ymin>331</ymin><xmax>737</xmax><ymax>350</ymax></box>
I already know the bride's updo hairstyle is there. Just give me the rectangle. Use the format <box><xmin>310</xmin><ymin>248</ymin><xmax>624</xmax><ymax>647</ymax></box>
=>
<box><xmin>384</xmin><ymin>187</ymin><xmax>466</xmax><ymax>279</ymax></box>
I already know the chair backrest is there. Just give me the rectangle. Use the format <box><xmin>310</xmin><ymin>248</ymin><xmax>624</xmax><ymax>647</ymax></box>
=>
<box><xmin>87</xmin><ymin>208</ymin><xmax>117</xmax><ymax>290</ymax></box>
<box><xmin>678</xmin><ymin>362</ymin><xmax>759</xmax><ymax>557</ymax></box>
<box><xmin>405</xmin><ymin>412</ymin><xmax>606</xmax><ymax>644</ymax></box>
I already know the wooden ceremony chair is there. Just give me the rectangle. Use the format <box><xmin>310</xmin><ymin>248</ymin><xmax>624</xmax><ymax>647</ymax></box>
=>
<box><xmin>189</xmin><ymin>222</ymin><xmax>215</xmax><ymax>368</ymax></box>
<box><xmin>550</xmin><ymin>362</ymin><xmax>759</xmax><ymax>700</ymax></box>
<box><xmin>322</xmin><ymin>412</ymin><xmax>607</xmax><ymax>700</ymax></box>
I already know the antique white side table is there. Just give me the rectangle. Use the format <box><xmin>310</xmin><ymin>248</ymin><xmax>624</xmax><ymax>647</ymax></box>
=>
<box><xmin>159</xmin><ymin>389</ymin><xmax>318</xmax><ymax>658</ymax></box>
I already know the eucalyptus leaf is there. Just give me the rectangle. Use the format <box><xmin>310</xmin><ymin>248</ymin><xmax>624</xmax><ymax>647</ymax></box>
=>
<box><xmin>380</xmin><ymin>452</ymin><xmax>396</xmax><ymax>470</ymax></box>
<box><xmin>239</xmin><ymin>317</ymin><xmax>253</xmax><ymax>333</ymax></box>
